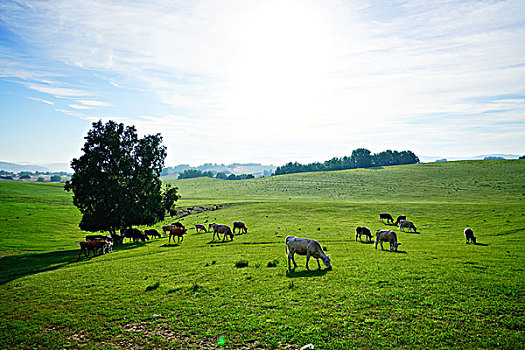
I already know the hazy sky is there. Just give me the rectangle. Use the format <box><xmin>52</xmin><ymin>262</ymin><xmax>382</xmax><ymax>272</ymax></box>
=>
<box><xmin>1</xmin><ymin>0</ymin><xmax>524</xmax><ymax>166</ymax></box>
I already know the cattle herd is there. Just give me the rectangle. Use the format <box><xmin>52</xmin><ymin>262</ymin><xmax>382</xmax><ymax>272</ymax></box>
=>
<box><xmin>76</xmin><ymin>220</ymin><xmax>248</xmax><ymax>259</ymax></box>
<box><xmin>77</xmin><ymin>212</ymin><xmax>478</xmax><ymax>271</ymax></box>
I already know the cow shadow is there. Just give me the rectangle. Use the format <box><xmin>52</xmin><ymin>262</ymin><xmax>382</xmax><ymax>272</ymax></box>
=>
<box><xmin>381</xmin><ymin>249</ymin><xmax>408</xmax><ymax>254</ymax></box>
<box><xmin>357</xmin><ymin>240</ymin><xmax>374</xmax><ymax>245</ymax></box>
<box><xmin>206</xmin><ymin>240</ymin><xmax>233</xmax><ymax>245</ymax></box>
<box><xmin>473</xmin><ymin>243</ymin><xmax>489</xmax><ymax>247</ymax></box>
<box><xmin>286</xmin><ymin>268</ymin><xmax>330</xmax><ymax>278</ymax></box>
<box><xmin>161</xmin><ymin>243</ymin><xmax>181</xmax><ymax>248</ymax></box>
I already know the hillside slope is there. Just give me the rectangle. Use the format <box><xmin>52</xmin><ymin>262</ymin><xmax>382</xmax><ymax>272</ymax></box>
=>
<box><xmin>168</xmin><ymin>160</ymin><xmax>525</xmax><ymax>203</ymax></box>
<box><xmin>0</xmin><ymin>160</ymin><xmax>523</xmax><ymax>349</ymax></box>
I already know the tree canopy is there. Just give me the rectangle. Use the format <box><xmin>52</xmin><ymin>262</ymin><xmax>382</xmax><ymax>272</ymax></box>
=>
<box><xmin>65</xmin><ymin>120</ymin><xmax>177</xmax><ymax>234</ymax></box>
<box><xmin>274</xmin><ymin>148</ymin><xmax>419</xmax><ymax>175</ymax></box>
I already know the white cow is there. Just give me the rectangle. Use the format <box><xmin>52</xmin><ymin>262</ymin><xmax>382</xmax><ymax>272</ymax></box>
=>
<box><xmin>399</xmin><ymin>220</ymin><xmax>417</xmax><ymax>233</ymax></box>
<box><xmin>374</xmin><ymin>229</ymin><xmax>401</xmax><ymax>251</ymax></box>
<box><xmin>286</xmin><ymin>236</ymin><xmax>332</xmax><ymax>271</ymax></box>
<box><xmin>464</xmin><ymin>228</ymin><xmax>476</xmax><ymax>244</ymax></box>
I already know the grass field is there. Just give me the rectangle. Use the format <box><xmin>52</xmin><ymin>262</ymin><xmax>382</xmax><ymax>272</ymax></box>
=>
<box><xmin>0</xmin><ymin>160</ymin><xmax>524</xmax><ymax>349</ymax></box>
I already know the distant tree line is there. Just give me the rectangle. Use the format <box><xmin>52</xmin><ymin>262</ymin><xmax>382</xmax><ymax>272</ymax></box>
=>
<box><xmin>177</xmin><ymin>169</ymin><xmax>254</xmax><ymax>180</ymax></box>
<box><xmin>274</xmin><ymin>148</ymin><xmax>419</xmax><ymax>176</ymax></box>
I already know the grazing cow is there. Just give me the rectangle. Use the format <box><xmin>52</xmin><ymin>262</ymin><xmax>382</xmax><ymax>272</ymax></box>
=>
<box><xmin>111</xmin><ymin>233</ymin><xmax>124</xmax><ymax>245</ymax></box>
<box><xmin>394</xmin><ymin>215</ymin><xmax>407</xmax><ymax>226</ymax></box>
<box><xmin>76</xmin><ymin>240</ymin><xmax>108</xmax><ymax>259</ymax></box>
<box><xmin>233</xmin><ymin>221</ymin><xmax>248</xmax><ymax>234</ymax></box>
<box><xmin>355</xmin><ymin>226</ymin><xmax>372</xmax><ymax>242</ymax></box>
<box><xmin>171</xmin><ymin>222</ymin><xmax>185</xmax><ymax>228</ymax></box>
<box><xmin>286</xmin><ymin>236</ymin><xmax>331</xmax><ymax>271</ymax></box>
<box><xmin>209</xmin><ymin>223</ymin><xmax>234</xmax><ymax>241</ymax></box>
<box><xmin>380</xmin><ymin>213</ymin><xmax>394</xmax><ymax>224</ymax></box>
<box><xmin>195</xmin><ymin>224</ymin><xmax>207</xmax><ymax>233</ymax></box>
<box><xmin>167</xmin><ymin>226</ymin><xmax>187</xmax><ymax>244</ymax></box>
<box><xmin>464</xmin><ymin>228</ymin><xmax>477</xmax><ymax>244</ymax></box>
<box><xmin>121</xmin><ymin>228</ymin><xmax>148</xmax><ymax>243</ymax></box>
<box><xmin>145</xmin><ymin>229</ymin><xmax>161</xmax><ymax>239</ymax></box>
<box><xmin>103</xmin><ymin>241</ymin><xmax>113</xmax><ymax>254</ymax></box>
<box><xmin>162</xmin><ymin>225</ymin><xmax>172</xmax><ymax>237</ymax></box>
<box><xmin>374</xmin><ymin>229</ymin><xmax>401</xmax><ymax>251</ymax></box>
<box><xmin>399</xmin><ymin>220</ymin><xmax>417</xmax><ymax>233</ymax></box>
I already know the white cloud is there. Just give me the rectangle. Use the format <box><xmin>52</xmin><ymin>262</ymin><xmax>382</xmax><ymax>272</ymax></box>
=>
<box><xmin>1</xmin><ymin>0</ymin><xmax>524</xmax><ymax>164</ymax></box>
<box><xmin>25</xmin><ymin>83</ymin><xmax>91</xmax><ymax>99</ymax></box>
<box><xmin>77</xmin><ymin>100</ymin><xmax>111</xmax><ymax>107</ymax></box>
<box><xmin>27</xmin><ymin>96</ymin><xmax>54</xmax><ymax>105</ymax></box>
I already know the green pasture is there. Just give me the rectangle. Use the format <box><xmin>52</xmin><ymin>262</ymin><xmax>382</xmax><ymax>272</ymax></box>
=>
<box><xmin>0</xmin><ymin>160</ymin><xmax>524</xmax><ymax>349</ymax></box>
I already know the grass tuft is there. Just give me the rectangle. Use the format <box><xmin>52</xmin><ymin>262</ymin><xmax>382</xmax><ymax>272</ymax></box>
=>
<box><xmin>145</xmin><ymin>281</ymin><xmax>160</xmax><ymax>291</ymax></box>
<box><xmin>234</xmin><ymin>259</ymin><xmax>249</xmax><ymax>268</ymax></box>
<box><xmin>267</xmin><ymin>259</ymin><xmax>279</xmax><ymax>267</ymax></box>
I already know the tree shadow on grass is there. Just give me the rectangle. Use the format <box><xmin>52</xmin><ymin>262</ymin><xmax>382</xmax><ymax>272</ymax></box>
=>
<box><xmin>0</xmin><ymin>250</ymin><xmax>78</xmax><ymax>285</ymax></box>
<box><xmin>286</xmin><ymin>268</ymin><xmax>330</xmax><ymax>278</ymax></box>
<box><xmin>0</xmin><ymin>244</ymin><xmax>144</xmax><ymax>285</ymax></box>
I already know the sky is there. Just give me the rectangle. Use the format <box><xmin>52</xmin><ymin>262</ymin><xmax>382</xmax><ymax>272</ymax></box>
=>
<box><xmin>1</xmin><ymin>0</ymin><xmax>524</xmax><ymax>168</ymax></box>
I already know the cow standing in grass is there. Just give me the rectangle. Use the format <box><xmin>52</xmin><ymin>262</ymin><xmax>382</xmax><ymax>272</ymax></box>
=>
<box><xmin>374</xmin><ymin>229</ymin><xmax>401</xmax><ymax>251</ymax></box>
<box><xmin>464</xmin><ymin>228</ymin><xmax>477</xmax><ymax>244</ymax></box>
<box><xmin>394</xmin><ymin>215</ymin><xmax>407</xmax><ymax>226</ymax></box>
<box><xmin>286</xmin><ymin>236</ymin><xmax>332</xmax><ymax>271</ymax></box>
<box><xmin>145</xmin><ymin>229</ymin><xmax>161</xmax><ymax>239</ymax></box>
<box><xmin>209</xmin><ymin>223</ymin><xmax>234</xmax><ymax>241</ymax></box>
<box><xmin>399</xmin><ymin>220</ymin><xmax>417</xmax><ymax>233</ymax></box>
<box><xmin>167</xmin><ymin>226</ymin><xmax>187</xmax><ymax>244</ymax></box>
<box><xmin>356</xmin><ymin>227</ymin><xmax>372</xmax><ymax>242</ymax></box>
<box><xmin>195</xmin><ymin>224</ymin><xmax>207</xmax><ymax>233</ymax></box>
<box><xmin>380</xmin><ymin>213</ymin><xmax>394</xmax><ymax>224</ymax></box>
<box><xmin>76</xmin><ymin>240</ymin><xmax>108</xmax><ymax>259</ymax></box>
<box><xmin>233</xmin><ymin>221</ymin><xmax>248</xmax><ymax>234</ymax></box>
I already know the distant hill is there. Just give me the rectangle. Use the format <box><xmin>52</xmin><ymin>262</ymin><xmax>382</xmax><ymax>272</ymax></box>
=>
<box><xmin>0</xmin><ymin>161</ymin><xmax>49</xmax><ymax>173</ymax></box>
<box><xmin>418</xmin><ymin>154</ymin><xmax>522</xmax><ymax>163</ymax></box>
<box><xmin>162</xmin><ymin>163</ymin><xmax>276</xmax><ymax>178</ymax></box>
<box><xmin>0</xmin><ymin>161</ymin><xmax>71</xmax><ymax>173</ymax></box>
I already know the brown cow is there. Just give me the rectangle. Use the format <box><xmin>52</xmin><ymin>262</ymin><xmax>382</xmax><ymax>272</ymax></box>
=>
<box><xmin>195</xmin><ymin>224</ymin><xmax>207</xmax><ymax>233</ymax></box>
<box><xmin>167</xmin><ymin>226</ymin><xmax>187</xmax><ymax>244</ymax></box>
<box><xmin>233</xmin><ymin>221</ymin><xmax>248</xmax><ymax>234</ymax></box>
<box><xmin>77</xmin><ymin>240</ymin><xmax>108</xmax><ymax>259</ymax></box>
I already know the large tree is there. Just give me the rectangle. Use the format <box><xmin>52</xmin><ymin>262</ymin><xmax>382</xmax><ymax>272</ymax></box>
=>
<box><xmin>65</xmin><ymin>120</ymin><xmax>175</xmax><ymax>234</ymax></box>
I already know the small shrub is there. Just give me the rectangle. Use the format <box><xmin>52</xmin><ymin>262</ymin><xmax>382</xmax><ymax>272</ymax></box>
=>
<box><xmin>190</xmin><ymin>281</ymin><xmax>200</xmax><ymax>292</ymax></box>
<box><xmin>145</xmin><ymin>281</ymin><xmax>160</xmax><ymax>291</ymax></box>
<box><xmin>254</xmin><ymin>263</ymin><xmax>261</xmax><ymax>268</ymax></box>
<box><xmin>267</xmin><ymin>259</ymin><xmax>279</xmax><ymax>268</ymax></box>
<box><xmin>288</xmin><ymin>281</ymin><xmax>295</xmax><ymax>289</ymax></box>
<box><xmin>235</xmin><ymin>259</ymin><xmax>249</xmax><ymax>268</ymax></box>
